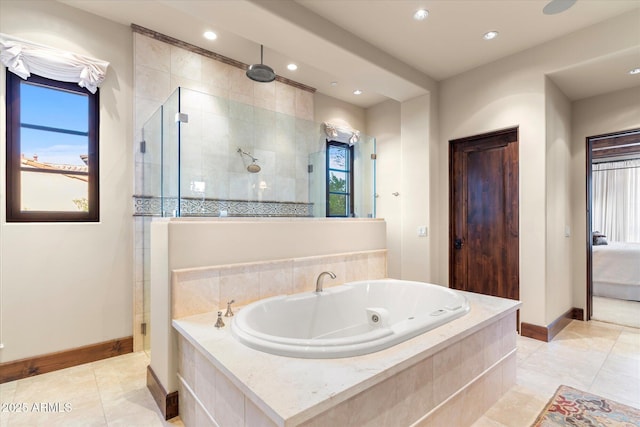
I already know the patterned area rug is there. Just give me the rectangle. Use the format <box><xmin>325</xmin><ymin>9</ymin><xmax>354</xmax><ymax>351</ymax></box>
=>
<box><xmin>532</xmin><ymin>385</ymin><xmax>640</xmax><ymax>426</ymax></box>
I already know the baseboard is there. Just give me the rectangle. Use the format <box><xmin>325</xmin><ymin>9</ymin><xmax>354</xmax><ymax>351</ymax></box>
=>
<box><xmin>521</xmin><ymin>307</ymin><xmax>583</xmax><ymax>342</ymax></box>
<box><xmin>0</xmin><ymin>336</ymin><xmax>133</xmax><ymax>384</ymax></box>
<box><xmin>147</xmin><ymin>364</ymin><xmax>179</xmax><ymax>420</ymax></box>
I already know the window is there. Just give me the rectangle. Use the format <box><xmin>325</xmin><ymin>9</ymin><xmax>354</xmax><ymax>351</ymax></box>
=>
<box><xmin>6</xmin><ymin>71</ymin><xmax>99</xmax><ymax>222</ymax></box>
<box><xmin>326</xmin><ymin>140</ymin><xmax>354</xmax><ymax>217</ymax></box>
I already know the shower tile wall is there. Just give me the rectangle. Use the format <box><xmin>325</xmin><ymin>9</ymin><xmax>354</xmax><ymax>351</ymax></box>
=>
<box><xmin>132</xmin><ymin>30</ymin><xmax>317</xmax><ymax>352</ymax></box>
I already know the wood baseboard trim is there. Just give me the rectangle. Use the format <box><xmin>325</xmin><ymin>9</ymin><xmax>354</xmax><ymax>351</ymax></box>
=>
<box><xmin>0</xmin><ymin>336</ymin><xmax>133</xmax><ymax>384</ymax></box>
<box><xmin>521</xmin><ymin>307</ymin><xmax>583</xmax><ymax>342</ymax></box>
<box><xmin>147</xmin><ymin>365</ymin><xmax>179</xmax><ymax>420</ymax></box>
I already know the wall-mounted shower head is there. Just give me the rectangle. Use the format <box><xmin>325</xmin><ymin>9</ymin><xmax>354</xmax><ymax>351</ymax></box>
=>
<box><xmin>247</xmin><ymin>163</ymin><xmax>261</xmax><ymax>173</ymax></box>
<box><xmin>237</xmin><ymin>148</ymin><xmax>261</xmax><ymax>173</ymax></box>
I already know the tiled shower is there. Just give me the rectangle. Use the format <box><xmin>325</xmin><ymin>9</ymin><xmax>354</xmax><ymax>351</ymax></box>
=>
<box><xmin>132</xmin><ymin>28</ymin><xmax>377</xmax><ymax>353</ymax></box>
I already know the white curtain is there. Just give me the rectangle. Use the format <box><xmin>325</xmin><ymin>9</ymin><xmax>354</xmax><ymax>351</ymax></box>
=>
<box><xmin>0</xmin><ymin>33</ymin><xmax>109</xmax><ymax>93</ymax></box>
<box><xmin>592</xmin><ymin>159</ymin><xmax>640</xmax><ymax>243</ymax></box>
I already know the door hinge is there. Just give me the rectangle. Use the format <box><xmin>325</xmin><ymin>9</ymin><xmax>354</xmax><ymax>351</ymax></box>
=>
<box><xmin>140</xmin><ymin>140</ymin><xmax>146</xmax><ymax>153</ymax></box>
<box><xmin>371</xmin><ymin>153</ymin><xmax>377</xmax><ymax>160</ymax></box>
<box><xmin>308</xmin><ymin>164</ymin><xmax>314</xmax><ymax>173</ymax></box>
<box><xmin>141</xmin><ymin>322</ymin><xmax>147</xmax><ymax>335</ymax></box>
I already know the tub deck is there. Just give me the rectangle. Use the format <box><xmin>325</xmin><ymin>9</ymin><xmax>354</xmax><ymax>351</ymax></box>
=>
<box><xmin>173</xmin><ymin>289</ymin><xmax>521</xmax><ymax>427</ymax></box>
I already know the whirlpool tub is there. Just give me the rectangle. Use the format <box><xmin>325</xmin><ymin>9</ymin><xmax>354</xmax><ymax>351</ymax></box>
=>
<box><xmin>231</xmin><ymin>279</ymin><xmax>470</xmax><ymax>358</ymax></box>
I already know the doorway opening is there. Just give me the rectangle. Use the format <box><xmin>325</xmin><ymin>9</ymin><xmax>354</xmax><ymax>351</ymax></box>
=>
<box><xmin>586</xmin><ymin>128</ymin><xmax>640</xmax><ymax>328</ymax></box>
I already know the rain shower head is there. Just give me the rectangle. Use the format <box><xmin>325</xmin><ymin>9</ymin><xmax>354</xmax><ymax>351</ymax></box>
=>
<box><xmin>246</xmin><ymin>45</ymin><xmax>276</xmax><ymax>83</ymax></box>
<box><xmin>237</xmin><ymin>148</ymin><xmax>261</xmax><ymax>173</ymax></box>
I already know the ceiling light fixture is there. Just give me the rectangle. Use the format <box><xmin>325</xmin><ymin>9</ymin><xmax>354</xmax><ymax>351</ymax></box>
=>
<box><xmin>287</xmin><ymin>63</ymin><xmax>298</xmax><ymax>71</ymax></box>
<box><xmin>203</xmin><ymin>31</ymin><xmax>217</xmax><ymax>40</ymax></box>
<box><xmin>413</xmin><ymin>9</ymin><xmax>429</xmax><ymax>21</ymax></box>
<box><xmin>353</xmin><ymin>89</ymin><xmax>363</xmax><ymax>95</ymax></box>
<box><xmin>629</xmin><ymin>67</ymin><xmax>640</xmax><ymax>75</ymax></box>
<box><xmin>483</xmin><ymin>31</ymin><xmax>499</xmax><ymax>40</ymax></box>
<box><xmin>330</xmin><ymin>81</ymin><xmax>338</xmax><ymax>87</ymax></box>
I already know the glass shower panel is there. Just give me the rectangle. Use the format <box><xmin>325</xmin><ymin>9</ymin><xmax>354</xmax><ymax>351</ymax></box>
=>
<box><xmin>174</xmin><ymin>87</ymin><xmax>325</xmax><ymax>211</ymax></box>
<box><xmin>143</xmin><ymin>86</ymin><xmax>376</xmax><ymax>220</ymax></box>
<box><xmin>162</xmin><ymin>89</ymin><xmax>180</xmax><ymax>216</ymax></box>
<box><xmin>308</xmin><ymin>150</ymin><xmax>326</xmax><ymax>217</ymax></box>
<box><xmin>140</xmin><ymin>106</ymin><xmax>163</xmax><ymax>355</ymax></box>
<box><xmin>353</xmin><ymin>134</ymin><xmax>376</xmax><ymax>218</ymax></box>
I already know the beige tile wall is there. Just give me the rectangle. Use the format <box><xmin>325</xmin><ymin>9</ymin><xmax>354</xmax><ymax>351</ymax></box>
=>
<box><xmin>171</xmin><ymin>250</ymin><xmax>387</xmax><ymax>320</ymax></box>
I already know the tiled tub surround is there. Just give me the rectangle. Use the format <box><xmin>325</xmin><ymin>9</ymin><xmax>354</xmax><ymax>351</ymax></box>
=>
<box><xmin>171</xmin><ymin>250</ymin><xmax>387</xmax><ymax>320</ymax></box>
<box><xmin>173</xmin><ymin>292</ymin><xmax>520</xmax><ymax>427</ymax></box>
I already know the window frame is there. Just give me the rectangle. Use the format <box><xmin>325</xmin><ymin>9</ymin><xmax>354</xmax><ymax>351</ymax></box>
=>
<box><xmin>325</xmin><ymin>140</ymin><xmax>354</xmax><ymax>217</ymax></box>
<box><xmin>6</xmin><ymin>71</ymin><xmax>100</xmax><ymax>222</ymax></box>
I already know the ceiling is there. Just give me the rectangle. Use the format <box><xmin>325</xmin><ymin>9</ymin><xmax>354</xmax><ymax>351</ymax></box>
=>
<box><xmin>60</xmin><ymin>0</ymin><xmax>640</xmax><ymax>108</ymax></box>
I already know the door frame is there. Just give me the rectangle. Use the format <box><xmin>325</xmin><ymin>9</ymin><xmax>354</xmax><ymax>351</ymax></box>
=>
<box><xmin>448</xmin><ymin>126</ymin><xmax>519</xmax><ymax>296</ymax></box>
<box><xmin>585</xmin><ymin>128</ymin><xmax>640</xmax><ymax>320</ymax></box>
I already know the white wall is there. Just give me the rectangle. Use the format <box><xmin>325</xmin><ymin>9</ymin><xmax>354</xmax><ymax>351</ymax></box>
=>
<box><xmin>366</xmin><ymin>100</ymin><xmax>402</xmax><ymax>277</ymax></box>
<box><xmin>545</xmin><ymin>77</ymin><xmax>573</xmax><ymax>325</ymax></box>
<box><xmin>570</xmin><ymin>86</ymin><xmax>640</xmax><ymax>313</ymax></box>
<box><xmin>0</xmin><ymin>0</ymin><xmax>133</xmax><ymax>362</ymax></box>
<box><xmin>314</xmin><ymin>92</ymin><xmax>365</xmax><ymax>132</ymax></box>
<box><xmin>400</xmin><ymin>95</ymin><xmax>438</xmax><ymax>282</ymax></box>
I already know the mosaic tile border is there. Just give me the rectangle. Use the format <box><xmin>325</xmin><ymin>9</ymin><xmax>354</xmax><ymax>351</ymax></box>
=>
<box><xmin>133</xmin><ymin>196</ymin><xmax>313</xmax><ymax>217</ymax></box>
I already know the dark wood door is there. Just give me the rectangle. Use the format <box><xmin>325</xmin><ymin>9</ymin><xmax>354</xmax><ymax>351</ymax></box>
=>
<box><xmin>449</xmin><ymin>128</ymin><xmax>519</xmax><ymax>300</ymax></box>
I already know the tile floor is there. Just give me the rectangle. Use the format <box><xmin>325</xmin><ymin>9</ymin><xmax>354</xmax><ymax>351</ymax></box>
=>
<box><xmin>0</xmin><ymin>352</ymin><xmax>183</xmax><ymax>427</ymax></box>
<box><xmin>472</xmin><ymin>320</ymin><xmax>640</xmax><ymax>427</ymax></box>
<box><xmin>1</xmin><ymin>320</ymin><xmax>638</xmax><ymax>427</ymax></box>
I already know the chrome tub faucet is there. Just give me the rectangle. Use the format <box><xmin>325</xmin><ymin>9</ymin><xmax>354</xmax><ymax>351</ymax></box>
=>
<box><xmin>315</xmin><ymin>271</ymin><xmax>336</xmax><ymax>293</ymax></box>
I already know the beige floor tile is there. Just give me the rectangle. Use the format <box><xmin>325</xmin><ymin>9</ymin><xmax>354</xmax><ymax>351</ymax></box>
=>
<box><xmin>611</xmin><ymin>329</ymin><xmax>640</xmax><ymax>361</ymax></box>
<box><xmin>515</xmin><ymin>335</ymin><xmax>543</xmax><ymax>362</ymax></box>
<box><xmin>482</xmin><ymin>385</ymin><xmax>548</xmax><ymax>427</ymax></box>
<box><xmin>590</xmin><ymin>353</ymin><xmax>640</xmax><ymax>408</ymax></box>
<box><xmin>1</xmin><ymin>351</ymin><xmax>181</xmax><ymax>427</ymax></box>
<box><xmin>470</xmin><ymin>415</ymin><xmax>508</xmax><ymax>427</ymax></box>
<box><xmin>518</xmin><ymin>346</ymin><xmax>604</xmax><ymax>392</ymax></box>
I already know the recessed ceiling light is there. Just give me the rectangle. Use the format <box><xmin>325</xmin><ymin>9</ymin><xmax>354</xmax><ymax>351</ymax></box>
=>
<box><xmin>483</xmin><ymin>31</ymin><xmax>499</xmax><ymax>40</ymax></box>
<box><xmin>330</xmin><ymin>81</ymin><xmax>338</xmax><ymax>87</ymax></box>
<box><xmin>353</xmin><ymin>89</ymin><xmax>363</xmax><ymax>95</ymax></box>
<box><xmin>287</xmin><ymin>63</ymin><xmax>298</xmax><ymax>71</ymax></box>
<box><xmin>413</xmin><ymin>9</ymin><xmax>429</xmax><ymax>21</ymax></box>
<box><xmin>629</xmin><ymin>67</ymin><xmax>640</xmax><ymax>75</ymax></box>
<box><xmin>203</xmin><ymin>31</ymin><xmax>217</xmax><ymax>40</ymax></box>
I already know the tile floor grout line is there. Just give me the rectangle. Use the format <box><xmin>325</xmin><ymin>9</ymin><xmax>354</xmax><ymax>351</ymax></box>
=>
<box><xmin>91</xmin><ymin>363</ymin><xmax>110</xmax><ymax>427</ymax></box>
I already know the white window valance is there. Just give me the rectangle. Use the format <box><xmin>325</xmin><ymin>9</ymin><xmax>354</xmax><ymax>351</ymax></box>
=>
<box><xmin>0</xmin><ymin>33</ymin><xmax>109</xmax><ymax>94</ymax></box>
<box><xmin>323</xmin><ymin>122</ymin><xmax>361</xmax><ymax>145</ymax></box>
